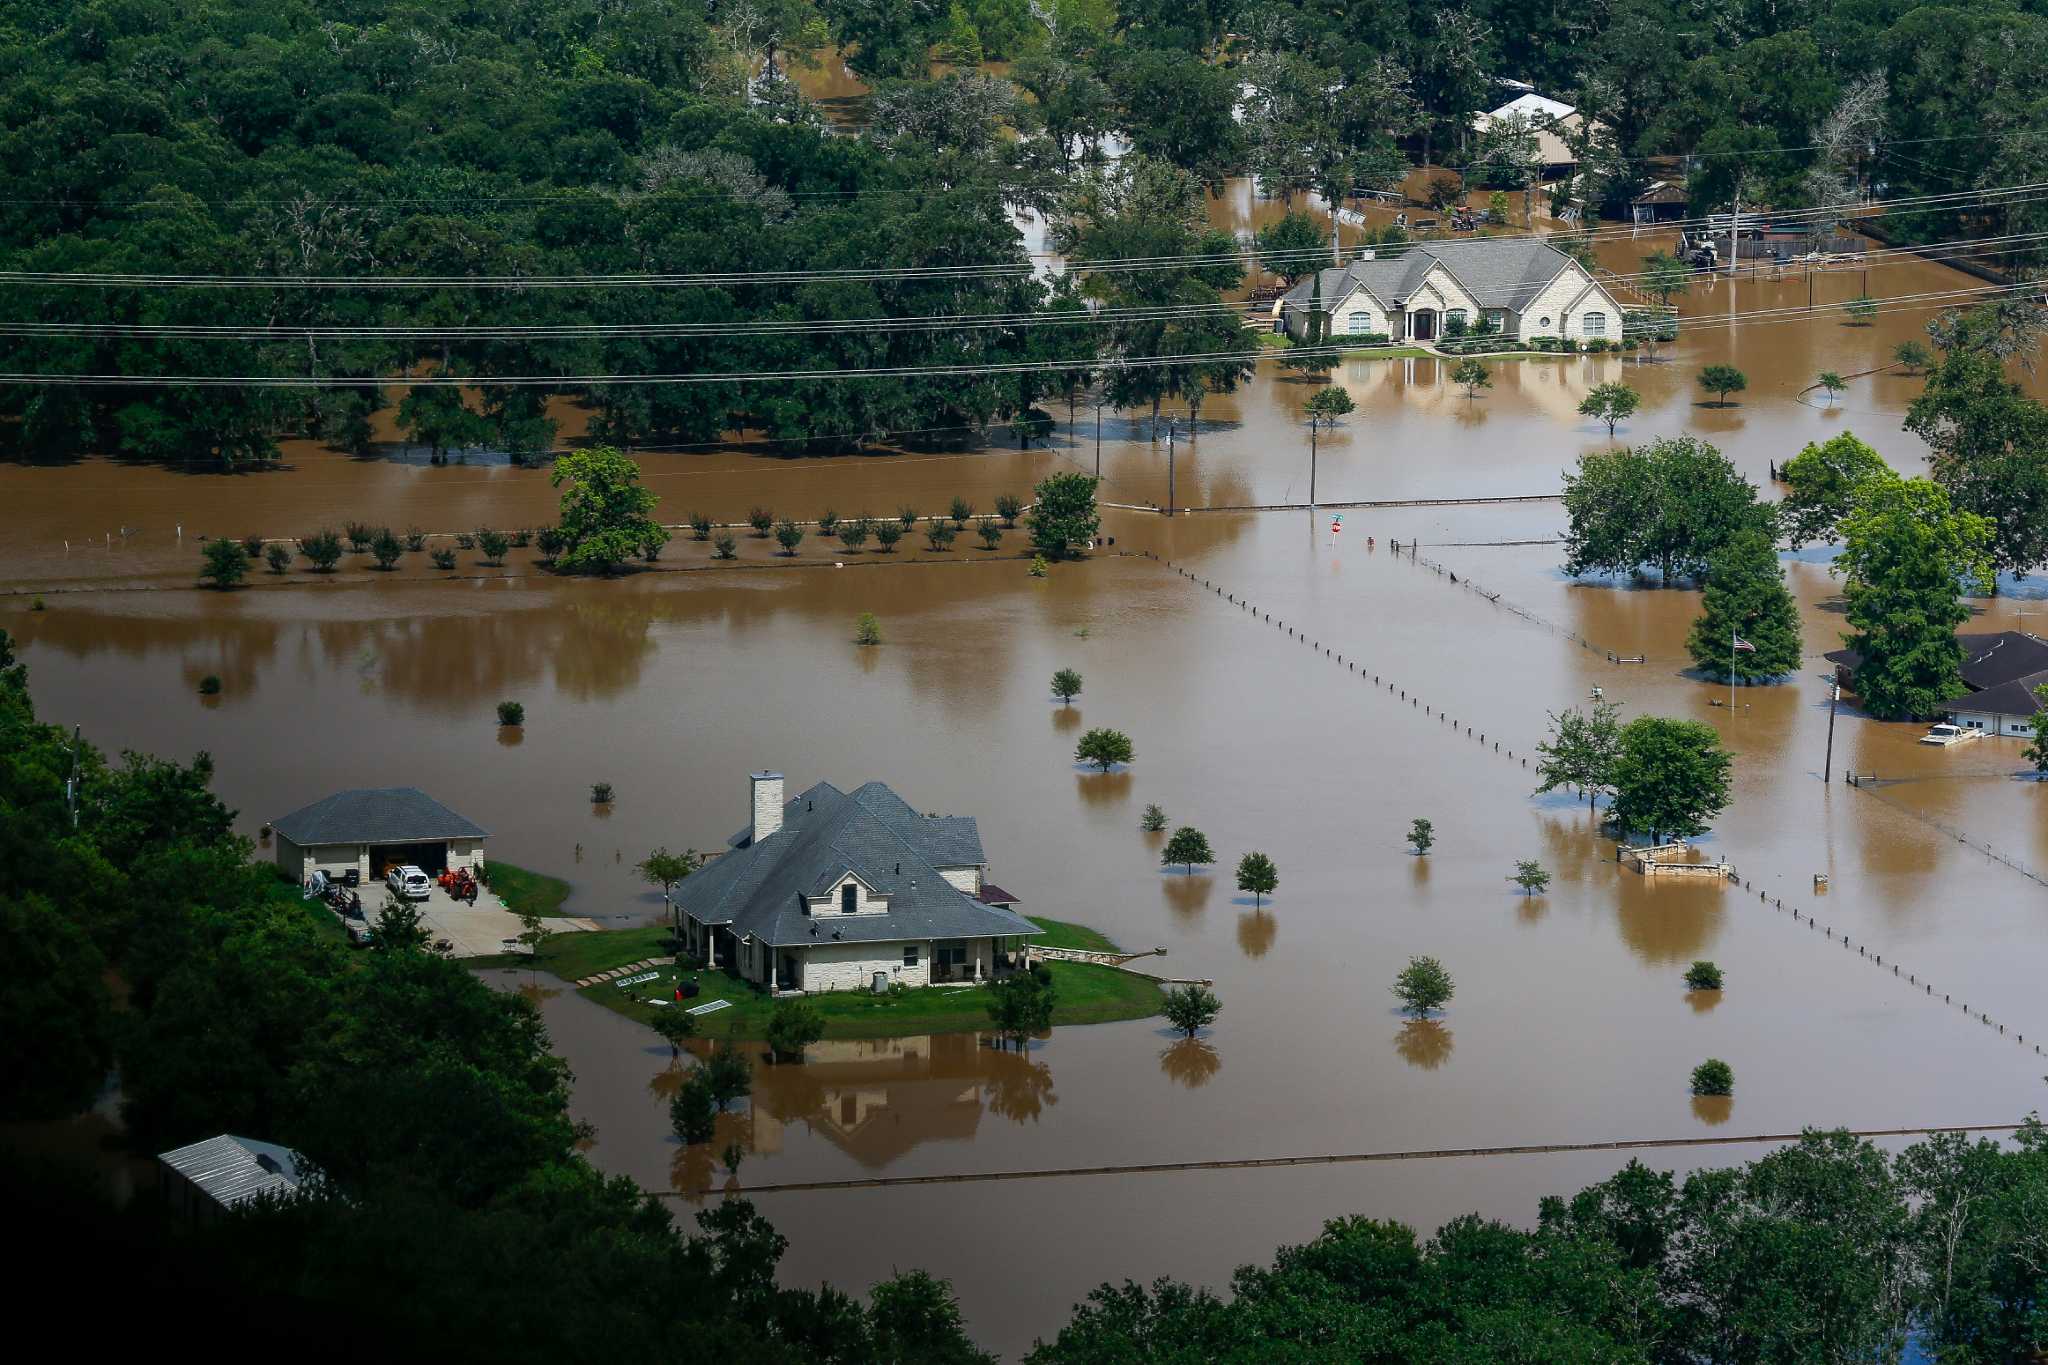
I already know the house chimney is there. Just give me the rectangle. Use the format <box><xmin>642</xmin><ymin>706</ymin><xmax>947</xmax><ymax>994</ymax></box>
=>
<box><xmin>750</xmin><ymin>771</ymin><xmax>784</xmax><ymax>845</ymax></box>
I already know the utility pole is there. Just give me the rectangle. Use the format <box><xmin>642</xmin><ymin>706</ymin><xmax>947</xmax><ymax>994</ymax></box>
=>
<box><xmin>1093</xmin><ymin>400</ymin><xmax>1102</xmax><ymax>479</ymax></box>
<box><xmin>1165</xmin><ymin>417</ymin><xmax>1177</xmax><ymax>516</ymax></box>
<box><xmin>1727</xmin><ymin>186</ymin><xmax>1740</xmax><ymax>279</ymax></box>
<box><xmin>1823</xmin><ymin>676</ymin><xmax>1840</xmax><ymax>784</ymax></box>
<box><xmin>1309</xmin><ymin>415</ymin><xmax>1320</xmax><ymax>508</ymax></box>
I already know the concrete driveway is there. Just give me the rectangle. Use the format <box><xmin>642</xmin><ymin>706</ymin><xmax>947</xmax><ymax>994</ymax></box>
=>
<box><xmin>409</xmin><ymin>884</ymin><xmax>599</xmax><ymax>958</ymax></box>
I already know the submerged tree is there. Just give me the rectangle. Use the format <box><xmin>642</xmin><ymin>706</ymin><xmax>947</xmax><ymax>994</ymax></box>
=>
<box><xmin>1834</xmin><ymin>478</ymin><xmax>1992</xmax><ymax>719</ymax></box>
<box><xmin>1235</xmin><ymin>852</ymin><xmax>1278</xmax><ymax>907</ymax></box>
<box><xmin>1161</xmin><ymin>827</ymin><xmax>1214</xmax><ymax>875</ymax></box>
<box><xmin>1685</xmin><ymin>527</ymin><xmax>1804</xmax><ymax>683</ymax></box>
<box><xmin>1608</xmin><ymin>717</ymin><xmax>1733</xmax><ymax>845</ymax></box>
<box><xmin>1534</xmin><ymin>700</ymin><xmax>1623</xmax><ymax>811</ymax></box>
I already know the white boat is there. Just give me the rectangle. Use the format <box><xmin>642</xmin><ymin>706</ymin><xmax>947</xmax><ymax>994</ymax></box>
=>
<box><xmin>1919</xmin><ymin>722</ymin><xmax>1979</xmax><ymax>746</ymax></box>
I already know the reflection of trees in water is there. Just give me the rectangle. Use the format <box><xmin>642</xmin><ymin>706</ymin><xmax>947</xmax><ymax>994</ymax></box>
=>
<box><xmin>1685</xmin><ymin>989</ymin><xmax>1721</xmax><ymax>1015</ymax></box>
<box><xmin>1690</xmin><ymin>1094</ymin><xmax>1733</xmax><ymax>1126</ymax></box>
<box><xmin>1613</xmin><ymin>883</ymin><xmax>1720</xmax><ymax>964</ymax></box>
<box><xmin>982</xmin><ymin>1046</ymin><xmax>1058</xmax><ymax>1123</ymax></box>
<box><xmin>670</xmin><ymin>1109</ymin><xmax>755</xmax><ymax>1200</ymax></box>
<box><xmin>1051</xmin><ymin>705</ymin><xmax>1082</xmax><ymax>733</ymax></box>
<box><xmin>1236</xmin><ymin>908</ymin><xmax>1277</xmax><ymax>958</ymax></box>
<box><xmin>1075</xmin><ymin>770</ymin><xmax>1132</xmax><ymax>807</ymax></box>
<box><xmin>1536</xmin><ymin>811</ymin><xmax>1607</xmax><ymax>884</ymax></box>
<box><xmin>1161</xmin><ymin>872</ymin><xmax>1214</xmax><ymax>923</ymax></box>
<box><xmin>1158</xmin><ymin>1037</ymin><xmax>1221</xmax><ymax>1088</ymax></box>
<box><xmin>23</xmin><ymin>604</ymin><xmax>284</xmax><ymax>698</ymax></box>
<box><xmin>1393</xmin><ymin>1019</ymin><xmax>1454</xmax><ymax>1070</ymax></box>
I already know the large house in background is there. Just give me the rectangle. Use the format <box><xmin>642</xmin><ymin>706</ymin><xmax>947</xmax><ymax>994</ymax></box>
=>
<box><xmin>1470</xmin><ymin>91</ymin><xmax>1604</xmax><ymax>178</ymax></box>
<box><xmin>673</xmin><ymin>773</ymin><xmax>1039</xmax><ymax>994</ymax></box>
<box><xmin>1827</xmin><ymin>631</ymin><xmax>2048</xmax><ymax>735</ymax></box>
<box><xmin>1278</xmin><ymin>238</ymin><xmax>1626</xmax><ymax>345</ymax></box>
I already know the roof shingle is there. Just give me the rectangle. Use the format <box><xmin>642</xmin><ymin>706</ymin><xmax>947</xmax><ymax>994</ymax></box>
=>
<box><xmin>272</xmin><ymin>788</ymin><xmax>487</xmax><ymax>846</ymax></box>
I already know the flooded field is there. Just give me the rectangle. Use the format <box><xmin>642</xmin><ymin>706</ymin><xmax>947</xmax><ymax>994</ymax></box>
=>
<box><xmin>9</xmin><ymin>149</ymin><xmax>2048</xmax><ymax>1357</ymax></box>
<box><xmin>12</xmin><ymin>519</ymin><xmax>2047</xmax><ymax>1353</ymax></box>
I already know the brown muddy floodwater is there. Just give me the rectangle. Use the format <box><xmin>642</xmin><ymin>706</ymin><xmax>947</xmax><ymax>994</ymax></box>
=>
<box><xmin>9</xmin><ymin>202</ymin><xmax>2048</xmax><ymax>1358</ymax></box>
<box><xmin>13</xmin><ymin>524</ymin><xmax>2048</xmax><ymax>1354</ymax></box>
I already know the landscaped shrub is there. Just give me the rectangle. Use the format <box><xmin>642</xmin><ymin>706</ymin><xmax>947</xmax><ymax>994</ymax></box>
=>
<box><xmin>343</xmin><ymin>521</ymin><xmax>375</xmax><ymax>552</ymax></box>
<box><xmin>496</xmin><ymin>701</ymin><xmax>525</xmax><ymax>726</ymax></box>
<box><xmin>994</xmin><ymin>494</ymin><xmax>1022</xmax><ymax>526</ymax></box>
<box><xmin>430</xmin><ymin>548</ymin><xmax>457</xmax><ymax>570</ymax></box>
<box><xmin>712</xmin><ymin>534</ymin><xmax>737</xmax><ymax>560</ymax></box>
<box><xmin>747</xmin><ymin>507</ymin><xmax>773</xmax><ymax>537</ymax></box>
<box><xmin>198</xmin><ymin>674</ymin><xmax>222</xmax><ymax>695</ymax></box>
<box><xmin>403</xmin><ymin>527</ymin><xmax>426</xmax><ymax>551</ymax></box>
<box><xmin>689</xmin><ymin>513</ymin><xmax>713</xmax><ymax>541</ymax></box>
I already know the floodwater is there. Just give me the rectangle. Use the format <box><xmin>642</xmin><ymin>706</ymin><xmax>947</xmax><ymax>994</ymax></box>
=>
<box><xmin>10</xmin><ymin>158</ymin><xmax>2048</xmax><ymax>1357</ymax></box>
<box><xmin>14</xmin><ymin>523</ymin><xmax>2048</xmax><ymax>1353</ymax></box>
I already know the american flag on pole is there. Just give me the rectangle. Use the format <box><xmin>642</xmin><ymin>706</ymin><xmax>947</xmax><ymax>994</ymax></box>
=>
<box><xmin>1732</xmin><ymin>635</ymin><xmax>1757</xmax><ymax>653</ymax></box>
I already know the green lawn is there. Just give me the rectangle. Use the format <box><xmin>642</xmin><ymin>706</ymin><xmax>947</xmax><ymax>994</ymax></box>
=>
<box><xmin>482</xmin><ymin>860</ymin><xmax>574</xmax><ymax>917</ymax></box>
<box><xmin>582</xmin><ymin>958</ymin><xmax>1161</xmax><ymax>1040</ymax></box>
<box><xmin>483</xmin><ymin>913</ymin><xmax>1162</xmax><ymax>1040</ymax></box>
<box><xmin>1028</xmin><ymin>916</ymin><xmax>1121</xmax><ymax>953</ymax></box>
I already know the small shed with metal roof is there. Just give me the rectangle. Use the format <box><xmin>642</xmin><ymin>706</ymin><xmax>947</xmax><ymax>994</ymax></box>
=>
<box><xmin>271</xmin><ymin>786</ymin><xmax>488</xmax><ymax>886</ymax></box>
<box><xmin>158</xmin><ymin>1134</ymin><xmax>303</xmax><ymax>1224</ymax></box>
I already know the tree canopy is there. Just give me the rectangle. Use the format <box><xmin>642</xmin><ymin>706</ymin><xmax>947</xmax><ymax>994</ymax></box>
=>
<box><xmin>1835</xmin><ymin>477</ymin><xmax>1993</xmax><ymax>720</ymax></box>
<box><xmin>1561</xmin><ymin>437</ymin><xmax>1761</xmax><ymax>582</ymax></box>
<box><xmin>1608</xmin><ymin>716</ymin><xmax>1733</xmax><ymax>845</ymax></box>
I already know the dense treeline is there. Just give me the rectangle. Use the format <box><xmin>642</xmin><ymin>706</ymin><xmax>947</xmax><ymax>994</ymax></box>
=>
<box><xmin>5</xmin><ymin>1</ymin><xmax>2046</xmax><ymax>466</ymax></box>
<box><xmin>0</xmin><ymin>628</ymin><xmax>992</xmax><ymax>1362</ymax></box>
<box><xmin>1029</xmin><ymin>1127</ymin><xmax>2048</xmax><ymax>1362</ymax></box>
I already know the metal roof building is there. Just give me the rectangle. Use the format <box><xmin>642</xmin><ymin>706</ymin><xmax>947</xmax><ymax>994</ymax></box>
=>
<box><xmin>158</xmin><ymin>1134</ymin><xmax>303</xmax><ymax>1223</ymax></box>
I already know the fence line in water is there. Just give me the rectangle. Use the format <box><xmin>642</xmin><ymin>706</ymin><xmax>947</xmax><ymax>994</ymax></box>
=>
<box><xmin>666</xmin><ymin>1123</ymin><xmax>2027</xmax><ymax>1197</ymax></box>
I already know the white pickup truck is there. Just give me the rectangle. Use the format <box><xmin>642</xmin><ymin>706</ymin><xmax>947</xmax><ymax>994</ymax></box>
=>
<box><xmin>1919</xmin><ymin>722</ymin><xmax>1980</xmax><ymax>747</ymax></box>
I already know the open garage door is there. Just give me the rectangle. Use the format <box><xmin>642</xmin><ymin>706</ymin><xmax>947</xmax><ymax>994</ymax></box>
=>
<box><xmin>371</xmin><ymin>842</ymin><xmax>449</xmax><ymax>879</ymax></box>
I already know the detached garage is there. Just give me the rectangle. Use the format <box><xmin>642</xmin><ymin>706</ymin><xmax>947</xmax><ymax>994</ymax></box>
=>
<box><xmin>272</xmin><ymin>786</ymin><xmax>488</xmax><ymax>886</ymax></box>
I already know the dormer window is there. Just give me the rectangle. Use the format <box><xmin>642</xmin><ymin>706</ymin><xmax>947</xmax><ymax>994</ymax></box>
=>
<box><xmin>840</xmin><ymin>884</ymin><xmax>857</xmax><ymax>914</ymax></box>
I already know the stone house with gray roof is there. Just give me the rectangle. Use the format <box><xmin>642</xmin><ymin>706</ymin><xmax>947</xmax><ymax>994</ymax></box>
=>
<box><xmin>1279</xmin><ymin>238</ymin><xmax>1623</xmax><ymax>345</ymax></box>
<box><xmin>673</xmin><ymin>773</ymin><xmax>1039</xmax><ymax>994</ymax></box>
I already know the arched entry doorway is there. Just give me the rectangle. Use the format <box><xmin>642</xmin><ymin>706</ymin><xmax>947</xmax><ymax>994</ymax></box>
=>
<box><xmin>1410</xmin><ymin>308</ymin><xmax>1439</xmax><ymax>341</ymax></box>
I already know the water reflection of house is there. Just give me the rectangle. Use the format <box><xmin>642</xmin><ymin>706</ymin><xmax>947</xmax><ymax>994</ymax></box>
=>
<box><xmin>747</xmin><ymin>1033</ymin><xmax>1051</xmax><ymax>1168</ymax></box>
<box><xmin>1827</xmin><ymin>631</ymin><xmax>2048</xmax><ymax>734</ymax></box>
<box><xmin>674</xmin><ymin>772</ymin><xmax>1039</xmax><ymax>993</ymax></box>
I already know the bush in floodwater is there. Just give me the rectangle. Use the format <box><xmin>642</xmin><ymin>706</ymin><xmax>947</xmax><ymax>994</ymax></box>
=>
<box><xmin>1140</xmin><ymin>804</ymin><xmax>1167</xmax><ymax>832</ymax></box>
<box><xmin>766</xmin><ymin>999</ymin><xmax>826</xmax><ymax>1062</ymax></box>
<box><xmin>897</xmin><ymin>505</ymin><xmax>919</xmax><ymax>529</ymax></box>
<box><xmin>747</xmin><ymin>506</ymin><xmax>774</xmax><ymax>537</ymax></box>
<box><xmin>591</xmin><ymin>782</ymin><xmax>615</xmax><ymax>804</ymax></box>
<box><xmin>689</xmin><ymin>513</ymin><xmax>713</xmax><ymax>541</ymax></box>
<box><xmin>838</xmin><ymin>519</ymin><xmax>871</xmax><ymax>552</ymax></box>
<box><xmin>872</xmin><ymin>521</ymin><xmax>904</xmax><ymax>553</ymax></box>
<box><xmin>818</xmin><ymin>509</ymin><xmax>840</xmax><ymax>535</ymax></box>
<box><xmin>1161</xmin><ymin>984</ymin><xmax>1222</xmax><ymax>1037</ymax></box>
<box><xmin>1685</xmin><ymin>960</ymin><xmax>1725</xmax><ymax>991</ymax></box>
<box><xmin>496</xmin><ymin>701</ymin><xmax>525</xmax><ymax>727</ymax></box>
<box><xmin>369</xmin><ymin>527</ymin><xmax>403</xmax><ymax>570</ymax></box>
<box><xmin>535</xmin><ymin>526</ymin><xmax>566</xmax><ymax>561</ymax></box>
<box><xmin>775</xmin><ymin>519</ymin><xmax>805</xmax><ymax>555</ymax></box>
<box><xmin>298</xmin><ymin>530</ymin><xmax>344</xmax><ymax>573</ymax></box>
<box><xmin>639</xmin><ymin>534</ymin><xmax>662</xmax><ymax>563</ymax></box>
<box><xmin>30</xmin><ymin>595</ymin><xmax>45</xmax><ymax>611</ymax></box>
<box><xmin>1392</xmin><ymin>955</ymin><xmax>1454</xmax><ymax>1016</ymax></box>
<box><xmin>472</xmin><ymin>527</ymin><xmax>509</xmax><ymax>566</ymax></box>
<box><xmin>198</xmin><ymin>674</ymin><xmax>222</xmax><ymax>695</ymax></box>
<box><xmin>199</xmin><ymin>538</ymin><xmax>250</xmax><ymax>589</ymax></box>
<box><xmin>265</xmin><ymin>543</ymin><xmax>292</xmax><ymax>574</ymax></box>
<box><xmin>855</xmin><ymin>612</ymin><xmax>883</xmax><ymax>645</ymax></box>
<box><xmin>240</xmin><ymin>533</ymin><xmax>266</xmax><ymax>557</ymax></box>
<box><xmin>342</xmin><ymin>521</ymin><xmax>375</xmax><ymax>552</ymax></box>
<box><xmin>404</xmin><ymin>527</ymin><xmax>427</xmax><ymax>551</ymax></box>
<box><xmin>430</xmin><ymin>548</ymin><xmax>458</xmax><ymax>570</ymax></box>
<box><xmin>977</xmin><ymin>518</ymin><xmax>1004</xmax><ymax>550</ymax></box>
<box><xmin>949</xmin><ymin>496</ymin><xmax>974</xmax><ymax>528</ymax></box>
<box><xmin>923</xmin><ymin>521</ymin><xmax>956</xmax><ymax>551</ymax></box>
<box><xmin>1409</xmin><ymin>818</ymin><xmax>1434</xmax><ymax>855</ymax></box>
<box><xmin>995</xmin><ymin>494</ymin><xmax>1023</xmax><ymax>526</ymax></box>
<box><xmin>712</xmin><ymin>534</ymin><xmax>738</xmax><ymax>560</ymax></box>
<box><xmin>455</xmin><ymin>532</ymin><xmax>475</xmax><ymax>550</ymax></box>
<box><xmin>1690</xmin><ymin>1058</ymin><xmax>1734</xmax><ymax>1095</ymax></box>
<box><xmin>510</xmin><ymin>527</ymin><xmax>532</xmax><ymax>548</ymax></box>
<box><xmin>1028</xmin><ymin>554</ymin><xmax>1049</xmax><ymax>577</ymax></box>
<box><xmin>1051</xmin><ymin>668</ymin><xmax>1083</xmax><ymax>703</ymax></box>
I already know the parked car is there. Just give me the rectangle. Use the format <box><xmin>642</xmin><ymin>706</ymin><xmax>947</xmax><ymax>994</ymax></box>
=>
<box><xmin>1919</xmin><ymin>722</ymin><xmax>1979</xmax><ymax>747</ymax></box>
<box><xmin>386</xmin><ymin>864</ymin><xmax>432</xmax><ymax>899</ymax></box>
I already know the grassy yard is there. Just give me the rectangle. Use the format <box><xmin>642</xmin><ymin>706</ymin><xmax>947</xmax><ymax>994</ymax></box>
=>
<box><xmin>481</xmin><ymin>860</ymin><xmax>574</xmax><ymax>917</ymax></box>
<box><xmin>583</xmin><ymin>958</ymin><xmax>1161</xmax><ymax>1040</ymax></box>
<box><xmin>1027</xmin><ymin>916</ymin><xmax>1121</xmax><ymax>953</ymax></box>
<box><xmin>499</xmin><ymin>914</ymin><xmax>1160</xmax><ymax>1040</ymax></box>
